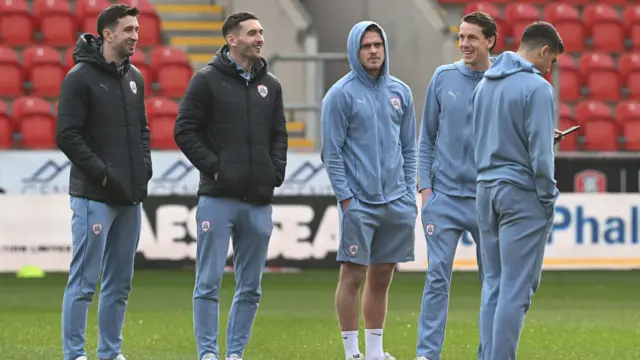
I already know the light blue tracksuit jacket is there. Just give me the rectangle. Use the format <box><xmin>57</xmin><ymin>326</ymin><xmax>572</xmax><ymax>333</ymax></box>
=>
<box><xmin>320</xmin><ymin>21</ymin><xmax>417</xmax><ymax>204</ymax></box>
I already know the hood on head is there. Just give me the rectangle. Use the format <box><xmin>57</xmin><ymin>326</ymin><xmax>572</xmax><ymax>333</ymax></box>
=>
<box><xmin>347</xmin><ymin>21</ymin><xmax>390</xmax><ymax>86</ymax></box>
<box><xmin>484</xmin><ymin>51</ymin><xmax>540</xmax><ymax>80</ymax></box>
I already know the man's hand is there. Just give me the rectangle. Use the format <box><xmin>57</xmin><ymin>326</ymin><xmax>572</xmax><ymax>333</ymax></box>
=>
<box><xmin>554</xmin><ymin>128</ymin><xmax>563</xmax><ymax>144</ymax></box>
<box><xmin>420</xmin><ymin>188</ymin><xmax>433</xmax><ymax>209</ymax></box>
<box><xmin>341</xmin><ymin>198</ymin><xmax>351</xmax><ymax>212</ymax></box>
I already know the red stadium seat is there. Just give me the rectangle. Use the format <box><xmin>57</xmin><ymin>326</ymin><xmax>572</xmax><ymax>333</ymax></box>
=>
<box><xmin>0</xmin><ymin>46</ymin><xmax>24</xmax><ymax>97</ymax></box>
<box><xmin>615</xmin><ymin>101</ymin><xmax>640</xmax><ymax>124</ymax></box>
<box><xmin>575</xmin><ymin>100</ymin><xmax>614</xmax><ymax>124</ymax></box>
<box><xmin>579</xmin><ymin>52</ymin><xmax>622</xmax><ymax>101</ymax></box>
<box><xmin>556</xmin><ymin>0</ymin><xmax>589</xmax><ymax>4</ymax></box>
<box><xmin>150</xmin><ymin>46</ymin><xmax>192</xmax><ymax>98</ymax></box>
<box><xmin>0</xmin><ymin>0</ymin><xmax>34</xmax><ymax>46</ymax></box>
<box><xmin>22</xmin><ymin>45</ymin><xmax>65</xmax><ymax>97</ymax></box>
<box><xmin>543</xmin><ymin>4</ymin><xmax>585</xmax><ymax>53</ymax></box>
<box><xmin>558</xmin><ymin>103</ymin><xmax>579</xmax><ymax>151</ymax></box>
<box><xmin>556</xmin><ymin>54</ymin><xmax>581</xmax><ymax>101</ymax></box>
<box><xmin>504</xmin><ymin>3</ymin><xmax>540</xmax><ymax>49</ymax></box>
<box><xmin>12</xmin><ymin>96</ymin><xmax>55</xmax><ymax>148</ymax></box>
<box><xmin>118</xmin><ymin>0</ymin><xmax>160</xmax><ymax>46</ymax></box>
<box><xmin>63</xmin><ymin>47</ymin><xmax>75</xmax><ymax>72</ymax></box>
<box><xmin>33</xmin><ymin>0</ymin><xmax>77</xmax><ymax>47</ymax></box>
<box><xmin>75</xmin><ymin>0</ymin><xmax>111</xmax><ymax>34</ymax></box>
<box><xmin>619</xmin><ymin>53</ymin><xmax>640</xmax><ymax>100</ymax></box>
<box><xmin>623</xmin><ymin>5</ymin><xmax>640</xmax><ymax>51</ymax></box>
<box><xmin>145</xmin><ymin>96</ymin><xmax>178</xmax><ymax>149</ymax></box>
<box><xmin>462</xmin><ymin>3</ymin><xmax>506</xmax><ymax>51</ymax></box>
<box><xmin>0</xmin><ymin>101</ymin><xmax>14</xmax><ymax>148</ymax></box>
<box><xmin>129</xmin><ymin>50</ymin><xmax>152</xmax><ymax>92</ymax></box>
<box><xmin>622</xmin><ymin>120</ymin><xmax>640</xmax><ymax>150</ymax></box>
<box><xmin>582</xmin><ymin>4</ymin><xmax>625</xmax><ymax>53</ymax></box>
<box><xmin>581</xmin><ymin>119</ymin><xmax>620</xmax><ymax>151</ymax></box>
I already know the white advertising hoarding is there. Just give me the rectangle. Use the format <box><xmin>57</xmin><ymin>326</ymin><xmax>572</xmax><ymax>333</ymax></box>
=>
<box><xmin>0</xmin><ymin>193</ymin><xmax>638</xmax><ymax>272</ymax></box>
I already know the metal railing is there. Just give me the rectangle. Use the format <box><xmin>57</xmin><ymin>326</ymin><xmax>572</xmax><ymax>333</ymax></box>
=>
<box><xmin>267</xmin><ymin>52</ymin><xmax>349</xmax><ymax>150</ymax></box>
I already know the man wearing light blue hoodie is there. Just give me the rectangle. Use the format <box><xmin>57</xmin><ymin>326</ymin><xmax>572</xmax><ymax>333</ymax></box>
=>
<box><xmin>321</xmin><ymin>21</ymin><xmax>417</xmax><ymax>360</ymax></box>
<box><xmin>415</xmin><ymin>12</ymin><xmax>497</xmax><ymax>360</ymax></box>
<box><xmin>472</xmin><ymin>22</ymin><xmax>564</xmax><ymax>360</ymax></box>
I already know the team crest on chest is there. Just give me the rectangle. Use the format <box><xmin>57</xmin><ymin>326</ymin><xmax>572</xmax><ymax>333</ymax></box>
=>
<box><xmin>257</xmin><ymin>84</ymin><xmax>268</xmax><ymax>98</ymax></box>
<box><xmin>390</xmin><ymin>96</ymin><xmax>401</xmax><ymax>110</ymax></box>
<box><xmin>129</xmin><ymin>81</ymin><xmax>137</xmax><ymax>94</ymax></box>
<box><xmin>92</xmin><ymin>223</ymin><xmax>102</xmax><ymax>235</ymax></box>
<box><xmin>425</xmin><ymin>223</ymin><xmax>435</xmax><ymax>237</ymax></box>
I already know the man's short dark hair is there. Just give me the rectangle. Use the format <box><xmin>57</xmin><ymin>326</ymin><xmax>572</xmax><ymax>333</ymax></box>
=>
<box><xmin>96</xmin><ymin>4</ymin><xmax>140</xmax><ymax>39</ymax></box>
<box><xmin>520</xmin><ymin>21</ymin><xmax>565</xmax><ymax>54</ymax></box>
<box><xmin>222</xmin><ymin>12</ymin><xmax>258</xmax><ymax>37</ymax></box>
<box><xmin>461</xmin><ymin>11</ymin><xmax>498</xmax><ymax>52</ymax></box>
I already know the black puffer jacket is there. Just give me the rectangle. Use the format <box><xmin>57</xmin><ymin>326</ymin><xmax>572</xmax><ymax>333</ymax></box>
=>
<box><xmin>174</xmin><ymin>45</ymin><xmax>288</xmax><ymax>204</ymax></box>
<box><xmin>55</xmin><ymin>34</ymin><xmax>152</xmax><ymax>205</ymax></box>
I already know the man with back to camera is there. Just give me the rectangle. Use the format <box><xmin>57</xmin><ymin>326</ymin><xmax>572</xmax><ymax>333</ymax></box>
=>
<box><xmin>321</xmin><ymin>20</ymin><xmax>418</xmax><ymax>360</ymax></box>
<box><xmin>415</xmin><ymin>11</ymin><xmax>497</xmax><ymax>360</ymax></box>
<box><xmin>173</xmin><ymin>11</ymin><xmax>288</xmax><ymax>360</ymax></box>
<box><xmin>55</xmin><ymin>4</ymin><xmax>150</xmax><ymax>360</ymax></box>
<box><xmin>472</xmin><ymin>21</ymin><xmax>564</xmax><ymax>360</ymax></box>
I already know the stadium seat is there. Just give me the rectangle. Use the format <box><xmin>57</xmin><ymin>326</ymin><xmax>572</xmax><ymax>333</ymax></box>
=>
<box><xmin>0</xmin><ymin>46</ymin><xmax>24</xmax><ymax>97</ymax></box>
<box><xmin>543</xmin><ymin>4</ymin><xmax>585</xmax><ymax>53</ymax></box>
<box><xmin>33</xmin><ymin>0</ymin><xmax>77</xmax><ymax>47</ymax></box>
<box><xmin>558</xmin><ymin>102</ymin><xmax>579</xmax><ymax>151</ymax></box>
<box><xmin>623</xmin><ymin>5</ymin><xmax>640</xmax><ymax>51</ymax></box>
<box><xmin>579</xmin><ymin>52</ymin><xmax>622</xmax><ymax>101</ymax></box>
<box><xmin>504</xmin><ymin>3</ymin><xmax>540</xmax><ymax>48</ymax></box>
<box><xmin>130</xmin><ymin>50</ymin><xmax>152</xmax><ymax>92</ymax></box>
<box><xmin>0</xmin><ymin>0</ymin><xmax>34</xmax><ymax>46</ymax></box>
<box><xmin>556</xmin><ymin>54</ymin><xmax>581</xmax><ymax>101</ymax></box>
<box><xmin>601</xmin><ymin>0</ymin><xmax>632</xmax><ymax>5</ymax></box>
<box><xmin>621</xmin><ymin>120</ymin><xmax>640</xmax><ymax>150</ymax></box>
<box><xmin>22</xmin><ymin>45</ymin><xmax>65</xmax><ymax>97</ymax></box>
<box><xmin>145</xmin><ymin>96</ymin><xmax>178</xmax><ymax>149</ymax></box>
<box><xmin>462</xmin><ymin>3</ymin><xmax>506</xmax><ymax>51</ymax></box>
<box><xmin>615</xmin><ymin>100</ymin><xmax>640</xmax><ymax>124</ymax></box>
<box><xmin>150</xmin><ymin>46</ymin><xmax>192</xmax><ymax>98</ymax></box>
<box><xmin>575</xmin><ymin>100</ymin><xmax>619</xmax><ymax>151</ymax></box>
<box><xmin>118</xmin><ymin>0</ymin><xmax>161</xmax><ymax>46</ymax></box>
<box><xmin>619</xmin><ymin>53</ymin><xmax>640</xmax><ymax>100</ymax></box>
<box><xmin>63</xmin><ymin>47</ymin><xmax>75</xmax><ymax>72</ymax></box>
<box><xmin>0</xmin><ymin>100</ymin><xmax>14</xmax><ymax>148</ymax></box>
<box><xmin>12</xmin><ymin>96</ymin><xmax>56</xmax><ymax>148</ymax></box>
<box><xmin>582</xmin><ymin>4</ymin><xmax>625</xmax><ymax>53</ymax></box>
<box><xmin>75</xmin><ymin>0</ymin><xmax>111</xmax><ymax>34</ymax></box>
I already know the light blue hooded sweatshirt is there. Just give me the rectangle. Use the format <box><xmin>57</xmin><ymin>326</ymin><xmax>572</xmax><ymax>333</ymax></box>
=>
<box><xmin>320</xmin><ymin>21</ymin><xmax>417</xmax><ymax>204</ymax></box>
<box><xmin>418</xmin><ymin>60</ymin><xmax>488</xmax><ymax>198</ymax></box>
<box><xmin>472</xmin><ymin>51</ymin><xmax>559</xmax><ymax>214</ymax></box>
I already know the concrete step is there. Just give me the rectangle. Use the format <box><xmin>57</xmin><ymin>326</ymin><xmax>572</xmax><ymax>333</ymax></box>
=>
<box><xmin>154</xmin><ymin>4</ymin><xmax>225</xmax><ymax>21</ymax></box>
<box><xmin>162</xmin><ymin>20</ymin><xmax>223</xmax><ymax>32</ymax></box>
<box><xmin>153</xmin><ymin>0</ymin><xmax>214</xmax><ymax>4</ymax></box>
<box><xmin>169</xmin><ymin>36</ymin><xmax>226</xmax><ymax>47</ymax></box>
<box><xmin>164</xmin><ymin>30</ymin><xmax>222</xmax><ymax>38</ymax></box>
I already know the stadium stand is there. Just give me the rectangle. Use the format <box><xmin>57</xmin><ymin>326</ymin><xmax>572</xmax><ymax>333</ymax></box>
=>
<box><xmin>450</xmin><ymin>0</ymin><xmax>640</xmax><ymax>151</ymax></box>
<box><xmin>0</xmin><ymin>0</ymin><xmax>312</xmax><ymax>150</ymax></box>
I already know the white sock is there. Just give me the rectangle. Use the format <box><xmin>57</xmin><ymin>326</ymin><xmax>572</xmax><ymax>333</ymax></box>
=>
<box><xmin>341</xmin><ymin>330</ymin><xmax>360</xmax><ymax>358</ymax></box>
<box><xmin>365</xmin><ymin>329</ymin><xmax>384</xmax><ymax>360</ymax></box>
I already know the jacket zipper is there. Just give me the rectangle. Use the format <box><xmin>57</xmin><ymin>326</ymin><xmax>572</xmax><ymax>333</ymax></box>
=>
<box><xmin>245</xmin><ymin>78</ymin><xmax>251</xmax><ymax>201</ymax></box>
<box><xmin>118</xmin><ymin>69</ymin><xmax>136</xmax><ymax>204</ymax></box>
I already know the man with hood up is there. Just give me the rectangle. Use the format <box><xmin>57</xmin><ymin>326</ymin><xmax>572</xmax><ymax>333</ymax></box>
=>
<box><xmin>321</xmin><ymin>21</ymin><xmax>417</xmax><ymax>360</ymax></box>
<box><xmin>415</xmin><ymin>11</ymin><xmax>497</xmax><ymax>360</ymax></box>
<box><xmin>55</xmin><ymin>5</ymin><xmax>150</xmax><ymax>360</ymax></box>
<box><xmin>472</xmin><ymin>21</ymin><xmax>564</xmax><ymax>360</ymax></box>
<box><xmin>173</xmin><ymin>11</ymin><xmax>288</xmax><ymax>360</ymax></box>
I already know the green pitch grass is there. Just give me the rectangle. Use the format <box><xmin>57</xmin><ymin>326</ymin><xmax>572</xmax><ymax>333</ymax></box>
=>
<box><xmin>1</xmin><ymin>269</ymin><xmax>639</xmax><ymax>359</ymax></box>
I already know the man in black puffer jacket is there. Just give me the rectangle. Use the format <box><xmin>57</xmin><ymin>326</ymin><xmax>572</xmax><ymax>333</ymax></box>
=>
<box><xmin>173</xmin><ymin>11</ymin><xmax>288</xmax><ymax>360</ymax></box>
<box><xmin>55</xmin><ymin>5</ymin><xmax>150</xmax><ymax>360</ymax></box>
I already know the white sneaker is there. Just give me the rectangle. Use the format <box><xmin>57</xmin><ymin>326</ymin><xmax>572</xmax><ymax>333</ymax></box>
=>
<box><xmin>202</xmin><ymin>354</ymin><xmax>217</xmax><ymax>360</ymax></box>
<box><xmin>382</xmin><ymin>353</ymin><xmax>396</xmax><ymax>360</ymax></box>
<box><xmin>115</xmin><ymin>355</ymin><xmax>126</xmax><ymax>360</ymax></box>
<box><xmin>226</xmin><ymin>354</ymin><xmax>241</xmax><ymax>360</ymax></box>
<box><xmin>415</xmin><ymin>357</ymin><xmax>430</xmax><ymax>360</ymax></box>
<box><xmin>74</xmin><ymin>357</ymin><xmax>88</xmax><ymax>360</ymax></box>
<box><xmin>347</xmin><ymin>354</ymin><xmax>364</xmax><ymax>360</ymax></box>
